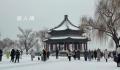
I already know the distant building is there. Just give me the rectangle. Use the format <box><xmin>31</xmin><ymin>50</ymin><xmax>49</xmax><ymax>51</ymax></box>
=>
<box><xmin>44</xmin><ymin>15</ymin><xmax>90</xmax><ymax>53</ymax></box>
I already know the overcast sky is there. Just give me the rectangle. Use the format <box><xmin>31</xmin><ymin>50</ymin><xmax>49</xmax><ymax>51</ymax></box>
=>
<box><xmin>0</xmin><ymin>0</ymin><xmax>96</xmax><ymax>39</ymax></box>
<box><xmin>0</xmin><ymin>0</ymin><xmax>115</xmax><ymax>50</ymax></box>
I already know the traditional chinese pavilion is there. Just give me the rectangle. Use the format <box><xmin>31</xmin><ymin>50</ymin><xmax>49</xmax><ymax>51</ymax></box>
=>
<box><xmin>44</xmin><ymin>15</ymin><xmax>90</xmax><ymax>53</ymax></box>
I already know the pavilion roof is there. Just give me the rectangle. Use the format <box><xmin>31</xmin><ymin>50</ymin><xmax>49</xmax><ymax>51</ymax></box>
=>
<box><xmin>51</xmin><ymin>15</ymin><xmax>80</xmax><ymax>31</ymax></box>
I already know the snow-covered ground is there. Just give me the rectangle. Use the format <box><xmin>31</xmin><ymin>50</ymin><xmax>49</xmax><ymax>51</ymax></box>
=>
<box><xmin>0</xmin><ymin>55</ymin><xmax>120</xmax><ymax>70</ymax></box>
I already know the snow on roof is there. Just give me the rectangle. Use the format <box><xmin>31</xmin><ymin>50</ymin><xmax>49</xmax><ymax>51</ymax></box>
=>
<box><xmin>53</xmin><ymin>20</ymin><xmax>79</xmax><ymax>30</ymax></box>
<box><xmin>50</xmin><ymin>36</ymin><xmax>87</xmax><ymax>40</ymax></box>
<box><xmin>52</xmin><ymin>15</ymin><xmax>79</xmax><ymax>31</ymax></box>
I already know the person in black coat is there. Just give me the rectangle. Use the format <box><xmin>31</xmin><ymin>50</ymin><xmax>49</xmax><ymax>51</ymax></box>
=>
<box><xmin>76</xmin><ymin>50</ymin><xmax>80</xmax><ymax>60</ymax></box>
<box><xmin>10</xmin><ymin>49</ymin><xmax>15</xmax><ymax>62</ymax></box>
<box><xmin>15</xmin><ymin>50</ymin><xmax>20</xmax><ymax>63</ymax></box>
<box><xmin>73</xmin><ymin>50</ymin><xmax>77</xmax><ymax>60</ymax></box>
<box><xmin>42</xmin><ymin>49</ymin><xmax>46</xmax><ymax>61</ymax></box>
<box><xmin>94</xmin><ymin>50</ymin><xmax>97</xmax><ymax>60</ymax></box>
<box><xmin>84</xmin><ymin>50</ymin><xmax>88</xmax><ymax>61</ymax></box>
<box><xmin>56</xmin><ymin>48</ymin><xmax>59</xmax><ymax>59</ymax></box>
<box><xmin>0</xmin><ymin>49</ymin><xmax>3</xmax><ymax>61</ymax></box>
<box><xmin>47</xmin><ymin>51</ymin><xmax>50</xmax><ymax>59</ymax></box>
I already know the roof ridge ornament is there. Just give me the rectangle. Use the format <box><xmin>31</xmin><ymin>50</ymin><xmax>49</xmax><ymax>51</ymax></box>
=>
<box><xmin>64</xmin><ymin>15</ymin><xmax>69</xmax><ymax>29</ymax></box>
<box><xmin>64</xmin><ymin>15</ymin><xmax>68</xmax><ymax>20</ymax></box>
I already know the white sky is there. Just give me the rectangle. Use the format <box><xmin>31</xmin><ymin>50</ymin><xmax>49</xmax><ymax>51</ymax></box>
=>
<box><xmin>1</xmin><ymin>0</ymin><xmax>113</xmax><ymax>50</ymax></box>
<box><xmin>0</xmin><ymin>0</ymin><xmax>96</xmax><ymax>39</ymax></box>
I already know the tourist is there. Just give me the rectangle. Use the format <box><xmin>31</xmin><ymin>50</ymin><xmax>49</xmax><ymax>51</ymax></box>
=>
<box><xmin>76</xmin><ymin>49</ymin><xmax>80</xmax><ymax>60</ymax></box>
<box><xmin>46</xmin><ymin>50</ymin><xmax>50</xmax><ymax>59</ymax></box>
<box><xmin>55</xmin><ymin>48</ymin><xmax>59</xmax><ymax>59</ymax></box>
<box><xmin>10</xmin><ymin>49</ymin><xmax>15</xmax><ymax>62</ymax></box>
<box><xmin>94</xmin><ymin>50</ymin><xmax>97</xmax><ymax>60</ymax></box>
<box><xmin>113</xmin><ymin>51</ymin><xmax>116</xmax><ymax>57</ymax></box>
<box><xmin>30</xmin><ymin>49</ymin><xmax>35</xmax><ymax>61</ymax></box>
<box><xmin>88</xmin><ymin>50</ymin><xmax>92</xmax><ymax>61</ymax></box>
<box><xmin>67</xmin><ymin>49</ymin><xmax>72</xmax><ymax>61</ymax></box>
<box><xmin>104</xmin><ymin>49</ymin><xmax>109</xmax><ymax>62</ymax></box>
<box><xmin>42</xmin><ymin>49</ymin><xmax>47</xmax><ymax>61</ymax></box>
<box><xmin>15</xmin><ymin>50</ymin><xmax>20</xmax><ymax>63</ymax></box>
<box><xmin>84</xmin><ymin>50</ymin><xmax>88</xmax><ymax>61</ymax></box>
<box><xmin>20</xmin><ymin>50</ymin><xmax>23</xmax><ymax>59</ymax></box>
<box><xmin>73</xmin><ymin>50</ymin><xmax>77</xmax><ymax>60</ymax></box>
<box><xmin>116</xmin><ymin>46</ymin><xmax>120</xmax><ymax>67</ymax></box>
<box><xmin>6</xmin><ymin>51</ymin><xmax>10</xmax><ymax>59</ymax></box>
<box><xmin>0</xmin><ymin>49</ymin><xmax>3</xmax><ymax>62</ymax></box>
<box><xmin>91</xmin><ymin>50</ymin><xmax>94</xmax><ymax>60</ymax></box>
<box><xmin>97</xmin><ymin>49</ymin><xmax>101</xmax><ymax>62</ymax></box>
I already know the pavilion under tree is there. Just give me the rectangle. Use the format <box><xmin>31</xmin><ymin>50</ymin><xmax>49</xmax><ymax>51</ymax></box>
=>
<box><xmin>44</xmin><ymin>15</ymin><xmax>90</xmax><ymax>53</ymax></box>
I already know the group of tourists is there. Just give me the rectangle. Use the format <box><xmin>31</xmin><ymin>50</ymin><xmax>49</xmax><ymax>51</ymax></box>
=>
<box><xmin>66</xmin><ymin>48</ymin><xmax>112</xmax><ymax>62</ymax></box>
<box><xmin>29</xmin><ymin>49</ymin><xmax>50</xmax><ymax>61</ymax></box>
<box><xmin>0</xmin><ymin>49</ymin><xmax>21</xmax><ymax>63</ymax></box>
<box><xmin>0</xmin><ymin>47</ymin><xmax>120</xmax><ymax>67</ymax></box>
<box><xmin>66</xmin><ymin>49</ymin><xmax>80</xmax><ymax>61</ymax></box>
<box><xmin>10</xmin><ymin>49</ymin><xmax>21</xmax><ymax>63</ymax></box>
<box><xmin>83</xmin><ymin>49</ymin><xmax>110</xmax><ymax>62</ymax></box>
<box><xmin>41</xmin><ymin>49</ymin><xmax>50</xmax><ymax>61</ymax></box>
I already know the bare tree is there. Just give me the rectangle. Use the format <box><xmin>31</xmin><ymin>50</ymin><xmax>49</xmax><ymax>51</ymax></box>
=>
<box><xmin>80</xmin><ymin>0</ymin><xmax>120</xmax><ymax>49</ymax></box>
<box><xmin>36</xmin><ymin>29</ymin><xmax>48</xmax><ymax>48</ymax></box>
<box><xmin>17</xmin><ymin>27</ymin><xmax>38</xmax><ymax>54</ymax></box>
<box><xmin>0</xmin><ymin>38</ymin><xmax>14</xmax><ymax>50</ymax></box>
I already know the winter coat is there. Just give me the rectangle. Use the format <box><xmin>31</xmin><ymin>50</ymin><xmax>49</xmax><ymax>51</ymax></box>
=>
<box><xmin>67</xmin><ymin>51</ymin><xmax>72</xmax><ymax>56</ymax></box>
<box><xmin>104</xmin><ymin>50</ymin><xmax>109</xmax><ymax>59</ymax></box>
<box><xmin>97</xmin><ymin>49</ymin><xmax>101</xmax><ymax>59</ymax></box>
<box><xmin>10</xmin><ymin>49</ymin><xmax>15</xmax><ymax>57</ymax></box>
<box><xmin>88</xmin><ymin>51</ymin><xmax>92</xmax><ymax>59</ymax></box>
<box><xmin>84</xmin><ymin>51</ymin><xmax>88</xmax><ymax>58</ymax></box>
<box><xmin>30</xmin><ymin>50</ymin><xmax>35</xmax><ymax>58</ymax></box>
<box><xmin>0</xmin><ymin>49</ymin><xmax>3</xmax><ymax>56</ymax></box>
<box><xmin>76</xmin><ymin>50</ymin><xmax>80</xmax><ymax>57</ymax></box>
<box><xmin>94</xmin><ymin>51</ymin><xmax>97</xmax><ymax>58</ymax></box>
<box><xmin>15</xmin><ymin>50</ymin><xmax>20</xmax><ymax>58</ymax></box>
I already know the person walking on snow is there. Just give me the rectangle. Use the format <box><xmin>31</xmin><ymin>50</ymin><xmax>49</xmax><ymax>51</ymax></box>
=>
<box><xmin>97</xmin><ymin>49</ymin><xmax>101</xmax><ymax>62</ymax></box>
<box><xmin>94</xmin><ymin>50</ymin><xmax>97</xmax><ymax>60</ymax></box>
<box><xmin>67</xmin><ymin>49</ymin><xmax>72</xmax><ymax>61</ymax></box>
<box><xmin>15</xmin><ymin>50</ymin><xmax>20</xmax><ymax>63</ymax></box>
<box><xmin>73</xmin><ymin>50</ymin><xmax>77</xmax><ymax>60</ymax></box>
<box><xmin>88</xmin><ymin>50</ymin><xmax>92</xmax><ymax>61</ymax></box>
<box><xmin>30</xmin><ymin>49</ymin><xmax>35</xmax><ymax>61</ymax></box>
<box><xmin>42</xmin><ymin>49</ymin><xmax>47</xmax><ymax>61</ymax></box>
<box><xmin>56</xmin><ymin>47</ymin><xmax>59</xmax><ymax>59</ymax></box>
<box><xmin>104</xmin><ymin>49</ymin><xmax>109</xmax><ymax>62</ymax></box>
<box><xmin>84</xmin><ymin>50</ymin><xmax>88</xmax><ymax>61</ymax></box>
<box><xmin>46</xmin><ymin>50</ymin><xmax>50</xmax><ymax>59</ymax></box>
<box><xmin>76</xmin><ymin>50</ymin><xmax>80</xmax><ymax>60</ymax></box>
<box><xmin>0</xmin><ymin>49</ymin><xmax>3</xmax><ymax>62</ymax></box>
<box><xmin>116</xmin><ymin>46</ymin><xmax>120</xmax><ymax>67</ymax></box>
<box><xmin>10</xmin><ymin>49</ymin><xmax>15</xmax><ymax>62</ymax></box>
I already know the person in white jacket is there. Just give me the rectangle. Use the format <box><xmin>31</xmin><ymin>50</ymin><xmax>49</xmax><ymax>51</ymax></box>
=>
<box><xmin>104</xmin><ymin>49</ymin><xmax>109</xmax><ymax>62</ymax></box>
<box><xmin>116</xmin><ymin>46</ymin><xmax>120</xmax><ymax>67</ymax></box>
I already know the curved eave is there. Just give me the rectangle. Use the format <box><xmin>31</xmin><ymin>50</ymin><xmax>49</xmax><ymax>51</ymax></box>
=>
<box><xmin>48</xmin><ymin>28</ymin><xmax>80</xmax><ymax>33</ymax></box>
<box><xmin>44</xmin><ymin>37</ymin><xmax>90</xmax><ymax>42</ymax></box>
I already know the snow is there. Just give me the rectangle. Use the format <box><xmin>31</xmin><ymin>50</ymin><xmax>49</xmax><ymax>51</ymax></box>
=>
<box><xmin>0</xmin><ymin>55</ymin><xmax>120</xmax><ymax>70</ymax></box>
<box><xmin>50</xmin><ymin>36</ymin><xmax>87</xmax><ymax>40</ymax></box>
<box><xmin>53</xmin><ymin>20</ymin><xmax>79</xmax><ymax>31</ymax></box>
